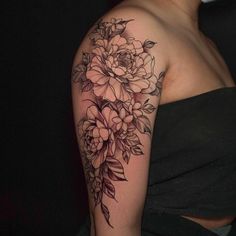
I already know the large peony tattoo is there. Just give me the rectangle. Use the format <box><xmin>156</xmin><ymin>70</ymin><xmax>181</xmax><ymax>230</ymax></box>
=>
<box><xmin>72</xmin><ymin>18</ymin><xmax>165</xmax><ymax>227</ymax></box>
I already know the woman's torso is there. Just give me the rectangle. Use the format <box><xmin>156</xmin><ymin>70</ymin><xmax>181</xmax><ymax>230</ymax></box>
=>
<box><xmin>116</xmin><ymin>0</ymin><xmax>236</xmax><ymax>230</ymax></box>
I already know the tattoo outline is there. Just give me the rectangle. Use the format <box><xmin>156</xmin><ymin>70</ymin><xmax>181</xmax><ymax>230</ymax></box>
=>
<box><xmin>72</xmin><ymin>18</ymin><xmax>165</xmax><ymax>227</ymax></box>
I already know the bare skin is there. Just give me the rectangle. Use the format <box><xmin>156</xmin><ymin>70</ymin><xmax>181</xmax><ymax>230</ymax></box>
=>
<box><xmin>118</xmin><ymin>0</ymin><xmax>236</xmax><ymax>230</ymax></box>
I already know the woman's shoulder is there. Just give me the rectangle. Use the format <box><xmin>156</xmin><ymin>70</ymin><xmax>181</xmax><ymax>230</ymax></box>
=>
<box><xmin>103</xmin><ymin>2</ymin><xmax>163</xmax><ymax>27</ymax></box>
<box><xmin>74</xmin><ymin>2</ymin><xmax>170</xmax><ymax>71</ymax></box>
<box><xmin>97</xmin><ymin>3</ymin><xmax>169</xmax><ymax>39</ymax></box>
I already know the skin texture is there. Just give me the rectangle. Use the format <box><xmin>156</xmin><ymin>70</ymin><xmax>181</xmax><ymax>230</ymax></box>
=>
<box><xmin>72</xmin><ymin>0</ymin><xmax>236</xmax><ymax>234</ymax></box>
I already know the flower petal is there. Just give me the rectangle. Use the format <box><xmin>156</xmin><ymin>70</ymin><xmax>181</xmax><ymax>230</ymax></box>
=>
<box><xmin>96</xmin><ymin>119</ymin><xmax>105</xmax><ymax>129</ymax></box>
<box><xmin>90</xmin><ymin>56</ymin><xmax>103</xmax><ymax>68</ymax></box>
<box><xmin>92</xmin><ymin>149</ymin><xmax>107</xmax><ymax>169</ymax></box>
<box><xmin>108</xmin><ymin>56</ymin><xmax>114</xmax><ymax>65</ymax></box>
<box><xmin>116</xmin><ymin>122</ymin><xmax>122</xmax><ymax>130</ymax></box>
<box><xmin>97</xmin><ymin>141</ymin><xmax>103</xmax><ymax>151</ymax></box>
<box><xmin>112</xmin><ymin>66</ymin><xmax>126</xmax><ymax>76</ymax></box>
<box><xmin>92</xmin><ymin>47</ymin><xmax>105</xmax><ymax>57</ymax></box>
<box><xmin>96</xmin><ymin>39</ymin><xmax>108</xmax><ymax>48</ymax></box>
<box><xmin>111</xmin><ymin>45</ymin><xmax>118</xmax><ymax>53</ymax></box>
<box><xmin>142</xmin><ymin>75</ymin><xmax>158</xmax><ymax>94</ymax></box>
<box><xmin>133</xmin><ymin>102</ymin><xmax>142</xmax><ymax>109</ymax></box>
<box><xmin>87</xmin><ymin>105</ymin><xmax>99</xmax><ymax>120</ymax></box>
<box><xmin>112</xmin><ymin>117</ymin><xmax>122</xmax><ymax>123</ymax></box>
<box><xmin>110</xmin><ymin>35</ymin><xmax>127</xmax><ymax>46</ymax></box>
<box><xmin>129</xmin><ymin>79</ymin><xmax>149</xmax><ymax>93</ymax></box>
<box><xmin>93</xmin><ymin>83</ymin><xmax>117</xmax><ymax>102</ymax></box>
<box><xmin>99</xmin><ymin>128</ymin><xmax>109</xmax><ymax>141</ymax></box>
<box><xmin>92</xmin><ymin>127</ymin><xmax>100</xmax><ymax>138</ymax></box>
<box><xmin>136</xmin><ymin>67</ymin><xmax>147</xmax><ymax>77</ymax></box>
<box><xmin>135</xmin><ymin>57</ymin><xmax>144</xmax><ymax>68</ymax></box>
<box><xmin>122</xmin><ymin>122</ymin><xmax>128</xmax><ymax>131</ymax></box>
<box><xmin>109</xmin><ymin>133</ymin><xmax>116</xmax><ymax>155</ymax></box>
<box><xmin>82</xmin><ymin>120</ymin><xmax>92</xmax><ymax>131</ymax></box>
<box><xmin>86</xmin><ymin>69</ymin><xmax>109</xmax><ymax>85</ymax></box>
<box><xmin>120</xmin><ymin>108</ymin><xmax>126</xmax><ymax>119</ymax></box>
<box><xmin>133</xmin><ymin>40</ymin><xmax>144</xmax><ymax>54</ymax></box>
<box><xmin>109</xmin><ymin>77</ymin><xmax>131</xmax><ymax>101</ymax></box>
<box><xmin>124</xmin><ymin>115</ymin><xmax>133</xmax><ymax>123</ymax></box>
<box><xmin>142</xmin><ymin>54</ymin><xmax>154</xmax><ymax>77</ymax></box>
<box><xmin>134</xmin><ymin>110</ymin><xmax>143</xmax><ymax>117</ymax></box>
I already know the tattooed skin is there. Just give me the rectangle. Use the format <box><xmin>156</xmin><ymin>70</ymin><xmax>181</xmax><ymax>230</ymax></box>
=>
<box><xmin>72</xmin><ymin>18</ymin><xmax>165</xmax><ymax>227</ymax></box>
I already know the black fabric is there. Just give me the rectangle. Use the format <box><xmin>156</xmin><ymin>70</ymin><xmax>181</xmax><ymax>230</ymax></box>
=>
<box><xmin>77</xmin><ymin>211</ymin><xmax>236</xmax><ymax>236</ymax></box>
<box><xmin>144</xmin><ymin>87</ymin><xmax>236</xmax><ymax>217</ymax></box>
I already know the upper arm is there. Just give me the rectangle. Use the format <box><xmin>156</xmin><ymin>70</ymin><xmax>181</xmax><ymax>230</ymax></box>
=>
<box><xmin>71</xmin><ymin>8</ymin><xmax>168</xmax><ymax>235</ymax></box>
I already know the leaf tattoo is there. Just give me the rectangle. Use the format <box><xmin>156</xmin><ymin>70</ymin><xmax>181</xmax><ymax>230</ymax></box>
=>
<box><xmin>72</xmin><ymin>18</ymin><xmax>165</xmax><ymax>227</ymax></box>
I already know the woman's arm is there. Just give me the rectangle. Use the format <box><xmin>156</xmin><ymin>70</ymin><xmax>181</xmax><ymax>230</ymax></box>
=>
<box><xmin>71</xmin><ymin>7</ymin><xmax>168</xmax><ymax>236</ymax></box>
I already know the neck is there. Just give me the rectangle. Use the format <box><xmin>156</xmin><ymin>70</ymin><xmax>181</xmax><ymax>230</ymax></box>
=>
<box><xmin>153</xmin><ymin>0</ymin><xmax>202</xmax><ymax>31</ymax></box>
<box><xmin>170</xmin><ymin>0</ymin><xmax>201</xmax><ymax>23</ymax></box>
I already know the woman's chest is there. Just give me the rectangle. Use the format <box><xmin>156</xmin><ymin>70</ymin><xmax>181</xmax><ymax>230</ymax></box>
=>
<box><xmin>158</xmin><ymin>32</ymin><xmax>235</xmax><ymax>104</ymax></box>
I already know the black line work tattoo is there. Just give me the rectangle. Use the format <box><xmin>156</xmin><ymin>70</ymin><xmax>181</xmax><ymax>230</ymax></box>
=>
<box><xmin>72</xmin><ymin>18</ymin><xmax>165</xmax><ymax>227</ymax></box>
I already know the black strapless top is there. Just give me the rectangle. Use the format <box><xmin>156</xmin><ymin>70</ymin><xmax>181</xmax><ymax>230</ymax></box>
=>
<box><xmin>144</xmin><ymin>86</ymin><xmax>236</xmax><ymax>218</ymax></box>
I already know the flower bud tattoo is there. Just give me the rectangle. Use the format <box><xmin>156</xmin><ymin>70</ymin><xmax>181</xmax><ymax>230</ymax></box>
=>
<box><xmin>72</xmin><ymin>18</ymin><xmax>165</xmax><ymax>227</ymax></box>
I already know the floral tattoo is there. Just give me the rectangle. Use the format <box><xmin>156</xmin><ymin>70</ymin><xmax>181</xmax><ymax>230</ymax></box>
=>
<box><xmin>72</xmin><ymin>18</ymin><xmax>165</xmax><ymax>227</ymax></box>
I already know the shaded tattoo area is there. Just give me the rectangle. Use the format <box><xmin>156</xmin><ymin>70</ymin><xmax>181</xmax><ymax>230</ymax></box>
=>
<box><xmin>72</xmin><ymin>18</ymin><xmax>165</xmax><ymax>227</ymax></box>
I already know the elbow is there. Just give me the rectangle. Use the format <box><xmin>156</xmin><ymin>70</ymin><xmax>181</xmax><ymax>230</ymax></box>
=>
<box><xmin>94</xmin><ymin>217</ymin><xmax>142</xmax><ymax>236</ymax></box>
